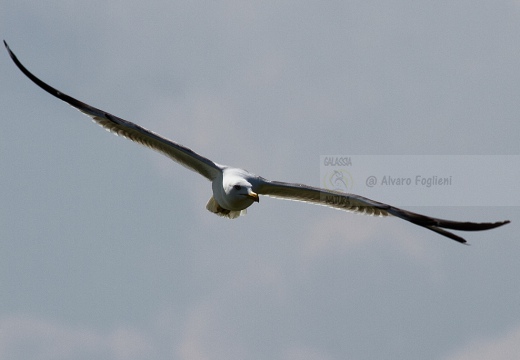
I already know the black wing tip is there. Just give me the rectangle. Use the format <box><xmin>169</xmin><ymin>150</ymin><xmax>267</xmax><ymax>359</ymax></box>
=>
<box><xmin>4</xmin><ymin>40</ymin><xmax>13</xmax><ymax>56</ymax></box>
<box><xmin>428</xmin><ymin>226</ymin><xmax>468</xmax><ymax>244</ymax></box>
<box><xmin>473</xmin><ymin>219</ymin><xmax>511</xmax><ymax>231</ymax></box>
<box><xmin>4</xmin><ymin>41</ymin><xmax>82</xmax><ymax>108</ymax></box>
<box><xmin>491</xmin><ymin>219</ymin><xmax>510</xmax><ymax>229</ymax></box>
<box><xmin>430</xmin><ymin>219</ymin><xmax>510</xmax><ymax>245</ymax></box>
<box><xmin>4</xmin><ymin>41</ymin><xmax>33</xmax><ymax>78</ymax></box>
<box><xmin>4</xmin><ymin>40</ymin><xmax>16</xmax><ymax>59</ymax></box>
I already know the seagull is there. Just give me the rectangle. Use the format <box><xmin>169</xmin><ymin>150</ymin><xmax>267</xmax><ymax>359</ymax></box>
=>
<box><xmin>4</xmin><ymin>41</ymin><xmax>510</xmax><ymax>244</ymax></box>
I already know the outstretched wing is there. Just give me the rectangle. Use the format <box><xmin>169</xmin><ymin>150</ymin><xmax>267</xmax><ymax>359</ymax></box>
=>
<box><xmin>255</xmin><ymin>178</ymin><xmax>510</xmax><ymax>244</ymax></box>
<box><xmin>4</xmin><ymin>41</ymin><xmax>222</xmax><ymax>181</ymax></box>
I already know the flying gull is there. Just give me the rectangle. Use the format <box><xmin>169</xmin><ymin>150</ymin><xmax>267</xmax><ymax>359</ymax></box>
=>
<box><xmin>4</xmin><ymin>41</ymin><xmax>510</xmax><ymax>244</ymax></box>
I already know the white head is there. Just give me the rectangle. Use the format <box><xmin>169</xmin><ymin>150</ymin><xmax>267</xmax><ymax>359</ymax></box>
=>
<box><xmin>211</xmin><ymin>168</ymin><xmax>259</xmax><ymax>213</ymax></box>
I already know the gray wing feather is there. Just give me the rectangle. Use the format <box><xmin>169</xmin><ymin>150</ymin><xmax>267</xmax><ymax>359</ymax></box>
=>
<box><xmin>255</xmin><ymin>178</ymin><xmax>510</xmax><ymax>244</ymax></box>
<box><xmin>5</xmin><ymin>41</ymin><xmax>221</xmax><ymax>181</ymax></box>
<box><xmin>255</xmin><ymin>179</ymin><xmax>389</xmax><ymax>216</ymax></box>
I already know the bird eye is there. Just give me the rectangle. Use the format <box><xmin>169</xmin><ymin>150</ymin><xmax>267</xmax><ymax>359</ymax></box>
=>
<box><xmin>233</xmin><ymin>185</ymin><xmax>242</xmax><ymax>190</ymax></box>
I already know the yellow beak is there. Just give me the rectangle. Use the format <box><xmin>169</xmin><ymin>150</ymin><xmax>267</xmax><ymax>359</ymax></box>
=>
<box><xmin>248</xmin><ymin>191</ymin><xmax>260</xmax><ymax>202</ymax></box>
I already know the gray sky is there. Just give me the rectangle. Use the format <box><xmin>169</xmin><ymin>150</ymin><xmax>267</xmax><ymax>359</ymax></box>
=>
<box><xmin>1</xmin><ymin>1</ymin><xmax>519</xmax><ymax>359</ymax></box>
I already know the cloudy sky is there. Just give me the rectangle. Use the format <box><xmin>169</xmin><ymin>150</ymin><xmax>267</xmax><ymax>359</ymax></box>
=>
<box><xmin>1</xmin><ymin>1</ymin><xmax>519</xmax><ymax>359</ymax></box>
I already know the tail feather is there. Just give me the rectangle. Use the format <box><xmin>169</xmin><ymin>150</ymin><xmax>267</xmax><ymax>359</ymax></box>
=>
<box><xmin>205</xmin><ymin>196</ymin><xmax>245</xmax><ymax>219</ymax></box>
